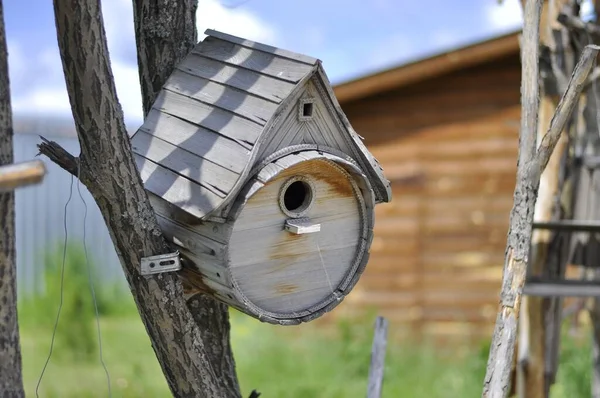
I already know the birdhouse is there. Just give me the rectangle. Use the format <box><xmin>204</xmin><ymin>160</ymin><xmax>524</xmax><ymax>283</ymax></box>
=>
<box><xmin>130</xmin><ymin>30</ymin><xmax>392</xmax><ymax>325</ymax></box>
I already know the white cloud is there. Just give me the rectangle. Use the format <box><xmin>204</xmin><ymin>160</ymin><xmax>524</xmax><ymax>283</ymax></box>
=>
<box><xmin>9</xmin><ymin>0</ymin><xmax>279</xmax><ymax>126</ymax></box>
<box><xmin>12</xmin><ymin>88</ymin><xmax>71</xmax><ymax>115</ymax></box>
<box><xmin>485</xmin><ymin>0</ymin><xmax>523</xmax><ymax>32</ymax></box>
<box><xmin>197</xmin><ymin>0</ymin><xmax>278</xmax><ymax>45</ymax></box>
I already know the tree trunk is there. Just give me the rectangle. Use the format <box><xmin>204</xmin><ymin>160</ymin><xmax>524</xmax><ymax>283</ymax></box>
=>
<box><xmin>0</xmin><ymin>0</ymin><xmax>25</xmax><ymax>396</ymax></box>
<box><xmin>39</xmin><ymin>0</ymin><xmax>241</xmax><ymax>396</ymax></box>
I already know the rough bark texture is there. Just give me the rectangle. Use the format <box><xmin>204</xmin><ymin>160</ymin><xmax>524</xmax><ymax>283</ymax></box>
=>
<box><xmin>41</xmin><ymin>1</ymin><xmax>241</xmax><ymax>396</ymax></box>
<box><xmin>131</xmin><ymin>2</ymin><xmax>239</xmax><ymax>386</ymax></box>
<box><xmin>482</xmin><ymin>1</ymin><xmax>599</xmax><ymax>396</ymax></box>
<box><xmin>132</xmin><ymin>0</ymin><xmax>198</xmax><ymax>114</ymax></box>
<box><xmin>518</xmin><ymin>2</ymin><xmax>575</xmax><ymax>396</ymax></box>
<box><xmin>0</xmin><ymin>0</ymin><xmax>25</xmax><ymax>396</ymax></box>
<box><xmin>482</xmin><ymin>3</ymin><xmax>543</xmax><ymax>396</ymax></box>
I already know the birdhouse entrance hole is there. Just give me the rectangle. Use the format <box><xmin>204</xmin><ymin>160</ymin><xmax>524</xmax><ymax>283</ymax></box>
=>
<box><xmin>281</xmin><ymin>177</ymin><xmax>313</xmax><ymax>217</ymax></box>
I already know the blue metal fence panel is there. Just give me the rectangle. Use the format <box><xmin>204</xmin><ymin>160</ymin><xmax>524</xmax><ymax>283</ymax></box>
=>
<box><xmin>13</xmin><ymin>131</ymin><xmax>125</xmax><ymax>296</ymax></box>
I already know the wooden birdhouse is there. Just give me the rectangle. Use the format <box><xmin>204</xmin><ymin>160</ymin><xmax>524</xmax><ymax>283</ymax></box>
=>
<box><xmin>130</xmin><ymin>29</ymin><xmax>392</xmax><ymax>325</ymax></box>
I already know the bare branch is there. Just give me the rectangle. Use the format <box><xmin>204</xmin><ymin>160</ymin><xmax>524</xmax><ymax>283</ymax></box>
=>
<box><xmin>36</xmin><ymin>137</ymin><xmax>78</xmax><ymax>177</ymax></box>
<box><xmin>535</xmin><ymin>45</ymin><xmax>600</xmax><ymax>174</ymax></box>
<box><xmin>482</xmin><ymin>1</ymin><xmax>543</xmax><ymax>396</ymax></box>
<box><xmin>558</xmin><ymin>12</ymin><xmax>600</xmax><ymax>38</ymax></box>
<box><xmin>482</xmin><ymin>11</ymin><xmax>600</xmax><ymax>398</ymax></box>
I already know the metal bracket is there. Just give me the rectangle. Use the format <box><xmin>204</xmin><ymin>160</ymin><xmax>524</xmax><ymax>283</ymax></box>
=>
<box><xmin>140</xmin><ymin>251</ymin><xmax>182</xmax><ymax>275</ymax></box>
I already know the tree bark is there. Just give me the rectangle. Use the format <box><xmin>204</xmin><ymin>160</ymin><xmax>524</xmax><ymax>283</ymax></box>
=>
<box><xmin>39</xmin><ymin>0</ymin><xmax>241</xmax><ymax>396</ymax></box>
<box><xmin>0</xmin><ymin>0</ymin><xmax>25</xmax><ymax>396</ymax></box>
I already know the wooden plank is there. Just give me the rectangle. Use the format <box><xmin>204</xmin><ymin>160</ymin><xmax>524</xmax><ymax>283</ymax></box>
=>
<box><xmin>148</xmin><ymin>193</ymin><xmax>231</xmax><ymax>244</ymax></box>
<box><xmin>164</xmin><ymin>70</ymin><xmax>279</xmax><ymax>124</ymax></box>
<box><xmin>152</xmin><ymin>89</ymin><xmax>262</xmax><ymax>147</ymax></box>
<box><xmin>195</xmin><ymin>36</ymin><xmax>314</xmax><ymax>83</ymax></box>
<box><xmin>132</xmin><ymin>130</ymin><xmax>239</xmax><ymax>197</ymax></box>
<box><xmin>228</xmin><ymin>158</ymin><xmax>365</xmax><ymax>315</ymax></box>
<box><xmin>0</xmin><ymin>159</ymin><xmax>46</xmax><ymax>192</ymax></box>
<box><xmin>177</xmin><ymin>54</ymin><xmax>296</xmax><ymax>103</ymax></box>
<box><xmin>350</xmin><ymin>291</ymin><xmax>418</xmax><ymax>308</ymax></box>
<box><xmin>367</xmin><ymin>316</ymin><xmax>388</xmax><ymax>398</ymax></box>
<box><xmin>155</xmin><ymin>213</ymin><xmax>227</xmax><ymax>260</ymax></box>
<box><xmin>138</xmin><ymin>109</ymin><xmax>250</xmax><ymax>173</ymax></box>
<box><xmin>135</xmin><ymin>154</ymin><xmax>222</xmax><ymax>219</ymax></box>
<box><xmin>205</xmin><ymin>29</ymin><xmax>318</xmax><ymax>66</ymax></box>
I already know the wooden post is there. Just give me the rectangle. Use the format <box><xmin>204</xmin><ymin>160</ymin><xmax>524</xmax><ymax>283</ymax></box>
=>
<box><xmin>482</xmin><ymin>0</ymin><xmax>600</xmax><ymax>392</ymax></box>
<box><xmin>0</xmin><ymin>159</ymin><xmax>46</xmax><ymax>192</ymax></box>
<box><xmin>517</xmin><ymin>2</ymin><xmax>575</xmax><ymax>396</ymax></box>
<box><xmin>367</xmin><ymin>316</ymin><xmax>388</xmax><ymax>398</ymax></box>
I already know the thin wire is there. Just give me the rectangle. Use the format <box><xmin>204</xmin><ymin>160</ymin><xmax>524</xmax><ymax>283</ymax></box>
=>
<box><xmin>312</xmin><ymin>236</ymin><xmax>335</xmax><ymax>297</ymax></box>
<box><xmin>76</xmin><ymin>161</ymin><xmax>112</xmax><ymax>396</ymax></box>
<box><xmin>36</xmin><ymin>173</ymin><xmax>74</xmax><ymax>397</ymax></box>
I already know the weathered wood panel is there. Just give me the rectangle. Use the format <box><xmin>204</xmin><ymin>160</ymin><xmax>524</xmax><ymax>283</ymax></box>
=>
<box><xmin>152</xmin><ymin>89</ymin><xmax>262</xmax><ymax>147</ymax></box>
<box><xmin>195</xmin><ymin>36</ymin><xmax>314</xmax><ymax>83</ymax></box>
<box><xmin>177</xmin><ymin>54</ymin><xmax>296</xmax><ymax>103</ymax></box>
<box><xmin>138</xmin><ymin>110</ymin><xmax>250</xmax><ymax>173</ymax></box>
<box><xmin>164</xmin><ymin>70</ymin><xmax>279</xmax><ymax>124</ymax></box>
<box><xmin>229</xmin><ymin>157</ymin><xmax>366</xmax><ymax>316</ymax></box>
<box><xmin>132</xmin><ymin>130</ymin><xmax>238</xmax><ymax>197</ymax></box>
<box><xmin>325</xmin><ymin>52</ymin><xmax>522</xmax><ymax>340</ymax></box>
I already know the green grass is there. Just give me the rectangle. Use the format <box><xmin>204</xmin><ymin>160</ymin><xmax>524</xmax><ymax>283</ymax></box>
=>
<box><xmin>21</xmin><ymin>308</ymin><xmax>489</xmax><ymax>398</ymax></box>
<box><xmin>16</xmin><ymin>244</ymin><xmax>595</xmax><ymax>397</ymax></box>
<box><xmin>20</xmin><ymin>305</ymin><xmax>594</xmax><ymax>398</ymax></box>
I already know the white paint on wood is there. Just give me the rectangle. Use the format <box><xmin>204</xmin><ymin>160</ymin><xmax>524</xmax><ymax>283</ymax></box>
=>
<box><xmin>228</xmin><ymin>157</ymin><xmax>366</xmax><ymax>316</ymax></box>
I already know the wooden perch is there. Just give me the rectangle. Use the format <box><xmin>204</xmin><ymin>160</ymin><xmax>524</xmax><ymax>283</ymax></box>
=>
<box><xmin>482</xmin><ymin>0</ymin><xmax>600</xmax><ymax>395</ymax></box>
<box><xmin>0</xmin><ymin>159</ymin><xmax>46</xmax><ymax>192</ymax></box>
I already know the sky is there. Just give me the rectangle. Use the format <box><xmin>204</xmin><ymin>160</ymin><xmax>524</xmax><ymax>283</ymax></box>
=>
<box><xmin>4</xmin><ymin>0</ymin><xmax>527</xmax><ymax>127</ymax></box>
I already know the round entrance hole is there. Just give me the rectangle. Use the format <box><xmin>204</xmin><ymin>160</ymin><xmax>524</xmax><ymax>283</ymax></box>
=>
<box><xmin>280</xmin><ymin>177</ymin><xmax>314</xmax><ymax>217</ymax></box>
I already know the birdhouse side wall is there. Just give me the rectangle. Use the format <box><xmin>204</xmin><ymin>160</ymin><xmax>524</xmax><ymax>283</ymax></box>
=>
<box><xmin>146</xmin><ymin>193</ymin><xmax>234</xmax><ymax>293</ymax></box>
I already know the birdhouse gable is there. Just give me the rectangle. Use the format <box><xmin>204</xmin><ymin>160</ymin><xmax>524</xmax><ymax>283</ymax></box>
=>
<box><xmin>131</xmin><ymin>29</ymin><xmax>390</xmax><ymax>222</ymax></box>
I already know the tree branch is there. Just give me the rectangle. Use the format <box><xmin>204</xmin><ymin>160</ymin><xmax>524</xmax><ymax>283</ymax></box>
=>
<box><xmin>482</xmin><ymin>4</ymin><xmax>600</xmax><ymax>396</ymax></box>
<box><xmin>36</xmin><ymin>137</ymin><xmax>78</xmax><ymax>176</ymax></box>
<box><xmin>482</xmin><ymin>1</ymin><xmax>543</xmax><ymax>396</ymax></box>
<box><xmin>50</xmin><ymin>0</ymin><xmax>240</xmax><ymax>396</ymax></box>
<box><xmin>558</xmin><ymin>12</ymin><xmax>600</xmax><ymax>39</ymax></box>
<box><xmin>132</xmin><ymin>0</ymin><xmax>198</xmax><ymax>115</ymax></box>
<box><xmin>535</xmin><ymin>45</ymin><xmax>600</xmax><ymax>174</ymax></box>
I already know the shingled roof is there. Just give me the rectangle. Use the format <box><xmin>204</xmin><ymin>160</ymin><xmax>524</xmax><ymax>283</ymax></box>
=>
<box><xmin>131</xmin><ymin>29</ymin><xmax>391</xmax><ymax>220</ymax></box>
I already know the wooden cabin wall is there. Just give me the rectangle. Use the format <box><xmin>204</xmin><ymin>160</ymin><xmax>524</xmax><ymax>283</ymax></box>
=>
<box><xmin>331</xmin><ymin>53</ymin><xmax>522</xmax><ymax>341</ymax></box>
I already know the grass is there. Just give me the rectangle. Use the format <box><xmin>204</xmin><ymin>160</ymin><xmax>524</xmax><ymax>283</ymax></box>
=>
<box><xmin>16</xmin><ymin>244</ymin><xmax>596</xmax><ymax>397</ymax></box>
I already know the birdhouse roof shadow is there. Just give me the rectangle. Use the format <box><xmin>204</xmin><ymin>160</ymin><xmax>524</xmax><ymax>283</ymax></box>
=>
<box><xmin>131</xmin><ymin>29</ymin><xmax>391</xmax><ymax>220</ymax></box>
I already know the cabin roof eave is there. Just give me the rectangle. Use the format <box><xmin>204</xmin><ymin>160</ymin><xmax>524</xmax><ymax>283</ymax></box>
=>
<box><xmin>333</xmin><ymin>29</ymin><xmax>521</xmax><ymax>104</ymax></box>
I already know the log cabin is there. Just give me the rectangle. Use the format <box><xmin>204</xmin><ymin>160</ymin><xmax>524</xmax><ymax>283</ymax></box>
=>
<box><xmin>331</xmin><ymin>29</ymin><xmax>523</xmax><ymax>341</ymax></box>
